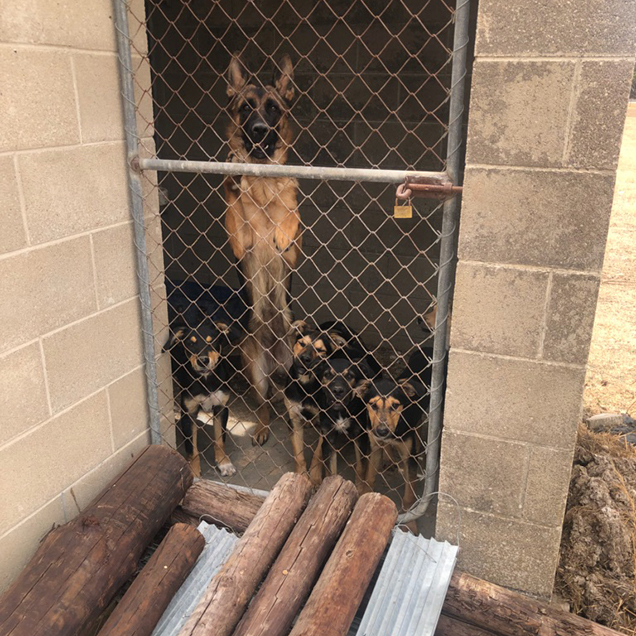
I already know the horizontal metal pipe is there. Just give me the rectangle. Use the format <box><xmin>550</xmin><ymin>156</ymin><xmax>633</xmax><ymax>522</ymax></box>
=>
<box><xmin>137</xmin><ymin>156</ymin><xmax>449</xmax><ymax>185</ymax></box>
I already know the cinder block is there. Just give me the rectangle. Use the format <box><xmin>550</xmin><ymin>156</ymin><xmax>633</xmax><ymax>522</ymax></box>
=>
<box><xmin>466</xmin><ymin>60</ymin><xmax>575</xmax><ymax>167</ymax></box>
<box><xmin>0</xmin><ymin>392</ymin><xmax>112</xmax><ymax>535</ymax></box>
<box><xmin>108</xmin><ymin>366</ymin><xmax>149</xmax><ymax>450</ymax></box>
<box><xmin>452</xmin><ymin>263</ymin><xmax>548</xmax><ymax>358</ymax></box>
<box><xmin>0</xmin><ymin>343</ymin><xmax>49</xmax><ymax>446</ymax></box>
<box><xmin>523</xmin><ymin>446</ymin><xmax>574</xmax><ymax>527</ymax></box>
<box><xmin>0</xmin><ymin>48</ymin><xmax>79</xmax><ymax>152</ymax></box>
<box><xmin>18</xmin><ymin>142</ymin><xmax>129</xmax><ymax>244</ymax></box>
<box><xmin>542</xmin><ymin>273</ymin><xmax>601</xmax><ymax>365</ymax></box>
<box><xmin>439</xmin><ymin>431</ymin><xmax>528</xmax><ymax>518</ymax></box>
<box><xmin>458</xmin><ymin>168</ymin><xmax>616</xmax><ymax>272</ymax></box>
<box><xmin>0</xmin><ymin>496</ymin><xmax>66</xmax><ymax>594</ymax></box>
<box><xmin>0</xmin><ymin>237</ymin><xmax>97</xmax><ymax>354</ymax></box>
<box><xmin>0</xmin><ymin>156</ymin><xmax>26</xmax><ymax>255</ymax></box>
<box><xmin>73</xmin><ymin>53</ymin><xmax>124</xmax><ymax>143</ymax></box>
<box><xmin>63</xmin><ymin>432</ymin><xmax>150</xmax><ymax>515</ymax></box>
<box><xmin>475</xmin><ymin>0</ymin><xmax>636</xmax><ymax>57</ymax></box>
<box><xmin>43</xmin><ymin>299</ymin><xmax>144</xmax><ymax>414</ymax></box>
<box><xmin>92</xmin><ymin>222</ymin><xmax>138</xmax><ymax>309</ymax></box>
<box><xmin>444</xmin><ymin>350</ymin><xmax>585</xmax><ymax>448</ymax></box>
<box><xmin>566</xmin><ymin>60</ymin><xmax>635</xmax><ymax>171</ymax></box>
<box><xmin>0</xmin><ymin>0</ymin><xmax>116</xmax><ymax>49</ymax></box>
<box><xmin>436</xmin><ymin>502</ymin><xmax>562</xmax><ymax>598</ymax></box>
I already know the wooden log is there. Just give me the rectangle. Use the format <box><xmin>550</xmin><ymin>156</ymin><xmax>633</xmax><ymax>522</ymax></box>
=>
<box><xmin>442</xmin><ymin>571</ymin><xmax>625</xmax><ymax>636</ymax></box>
<box><xmin>178</xmin><ymin>472</ymin><xmax>312</xmax><ymax>636</ymax></box>
<box><xmin>0</xmin><ymin>445</ymin><xmax>193</xmax><ymax>636</ymax></box>
<box><xmin>435</xmin><ymin>614</ymin><xmax>496</xmax><ymax>636</ymax></box>
<box><xmin>234</xmin><ymin>476</ymin><xmax>359</xmax><ymax>636</ymax></box>
<box><xmin>170</xmin><ymin>506</ymin><xmax>200</xmax><ymax>527</ymax></box>
<box><xmin>288</xmin><ymin>492</ymin><xmax>397</xmax><ymax>636</ymax></box>
<box><xmin>180</xmin><ymin>480</ymin><xmax>265</xmax><ymax>533</ymax></box>
<box><xmin>97</xmin><ymin>523</ymin><xmax>205</xmax><ymax>636</ymax></box>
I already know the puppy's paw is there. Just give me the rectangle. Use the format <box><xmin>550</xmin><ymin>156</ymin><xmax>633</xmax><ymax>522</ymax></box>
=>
<box><xmin>217</xmin><ymin>459</ymin><xmax>237</xmax><ymax>477</ymax></box>
<box><xmin>252</xmin><ymin>429</ymin><xmax>269</xmax><ymax>446</ymax></box>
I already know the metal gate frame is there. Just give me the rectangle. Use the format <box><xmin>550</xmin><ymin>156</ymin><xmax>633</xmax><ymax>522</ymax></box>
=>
<box><xmin>112</xmin><ymin>0</ymin><xmax>471</xmax><ymax>525</ymax></box>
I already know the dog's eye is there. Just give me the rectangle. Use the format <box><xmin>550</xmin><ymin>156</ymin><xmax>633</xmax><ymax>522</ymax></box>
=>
<box><xmin>370</xmin><ymin>403</ymin><xmax>379</xmax><ymax>411</ymax></box>
<box><xmin>390</xmin><ymin>403</ymin><xmax>400</xmax><ymax>411</ymax></box>
<box><xmin>240</xmin><ymin>101</ymin><xmax>252</xmax><ymax>112</ymax></box>
<box><xmin>266</xmin><ymin>100</ymin><xmax>280</xmax><ymax>114</ymax></box>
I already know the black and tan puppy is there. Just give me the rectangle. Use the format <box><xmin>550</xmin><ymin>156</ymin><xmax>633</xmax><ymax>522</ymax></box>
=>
<box><xmin>357</xmin><ymin>377</ymin><xmax>426</xmax><ymax>512</ymax></box>
<box><xmin>310</xmin><ymin>357</ymin><xmax>372</xmax><ymax>490</ymax></box>
<box><xmin>281</xmin><ymin>320</ymin><xmax>380</xmax><ymax>476</ymax></box>
<box><xmin>164</xmin><ymin>321</ymin><xmax>236</xmax><ymax>478</ymax></box>
<box><xmin>223</xmin><ymin>54</ymin><xmax>302</xmax><ymax>447</ymax></box>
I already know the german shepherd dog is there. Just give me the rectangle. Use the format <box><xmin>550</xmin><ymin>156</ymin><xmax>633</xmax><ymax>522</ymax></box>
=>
<box><xmin>223</xmin><ymin>54</ymin><xmax>301</xmax><ymax>446</ymax></box>
<box><xmin>164</xmin><ymin>321</ymin><xmax>236</xmax><ymax>477</ymax></box>
<box><xmin>282</xmin><ymin>320</ymin><xmax>381</xmax><ymax>477</ymax></box>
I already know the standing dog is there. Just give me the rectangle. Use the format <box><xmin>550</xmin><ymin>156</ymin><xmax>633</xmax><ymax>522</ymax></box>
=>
<box><xmin>311</xmin><ymin>357</ymin><xmax>372</xmax><ymax>490</ymax></box>
<box><xmin>223</xmin><ymin>54</ymin><xmax>301</xmax><ymax>446</ymax></box>
<box><xmin>357</xmin><ymin>377</ymin><xmax>426</xmax><ymax>512</ymax></box>
<box><xmin>164</xmin><ymin>321</ymin><xmax>236</xmax><ymax>477</ymax></box>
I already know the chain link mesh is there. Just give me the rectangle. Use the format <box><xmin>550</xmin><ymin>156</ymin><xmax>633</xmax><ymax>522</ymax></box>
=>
<box><xmin>126</xmin><ymin>0</ymin><xmax>456</xmax><ymax>522</ymax></box>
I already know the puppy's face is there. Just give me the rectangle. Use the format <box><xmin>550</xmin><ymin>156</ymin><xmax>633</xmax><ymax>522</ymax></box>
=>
<box><xmin>358</xmin><ymin>379</ymin><xmax>418</xmax><ymax>439</ymax></box>
<box><xmin>318</xmin><ymin>358</ymin><xmax>366</xmax><ymax>406</ymax></box>
<box><xmin>226</xmin><ymin>55</ymin><xmax>295</xmax><ymax>164</ymax></box>
<box><xmin>167</xmin><ymin>322</ymin><xmax>229</xmax><ymax>375</ymax></box>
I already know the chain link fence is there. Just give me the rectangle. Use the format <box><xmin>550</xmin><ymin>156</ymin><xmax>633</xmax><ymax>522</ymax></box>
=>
<box><xmin>116</xmin><ymin>0</ymin><xmax>470</xmax><ymax>525</ymax></box>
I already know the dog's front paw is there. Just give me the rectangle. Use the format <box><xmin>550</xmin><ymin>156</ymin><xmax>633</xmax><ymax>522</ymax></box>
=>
<box><xmin>252</xmin><ymin>426</ymin><xmax>270</xmax><ymax>446</ymax></box>
<box><xmin>217</xmin><ymin>459</ymin><xmax>237</xmax><ymax>477</ymax></box>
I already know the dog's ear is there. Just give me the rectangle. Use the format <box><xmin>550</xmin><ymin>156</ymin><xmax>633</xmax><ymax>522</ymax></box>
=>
<box><xmin>419</xmin><ymin>305</ymin><xmax>437</xmax><ymax>334</ymax></box>
<box><xmin>354</xmin><ymin>379</ymin><xmax>372</xmax><ymax>400</ymax></box>
<box><xmin>227</xmin><ymin>54</ymin><xmax>247</xmax><ymax>98</ymax></box>
<box><xmin>291</xmin><ymin>319</ymin><xmax>310</xmax><ymax>337</ymax></box>
<box><xmin>163</xmin><ymin>326</ymin><xmax>186</xmax><ymax>352</ymax></box>
<box><xmin>215</xmin><ymin>321</ymin><xmax>243</xmax><ymax>346</ymax></box>
<box><xmin>329</xmin><ymin>332</ymin><xmax>348</xmax><ymax>349</ymax></box>
<box><xmin>355</xmin><ymin>357</ymin><xmax>374</xmax><ymax>379</ymax></box>
<box><xmin>273</xmin><ymin>54</ymin><xmax>294</xmax><ymax>102</ymax></box>
<box><xmin>399</xmin><ymin>380</ymin><xmax>421</xmax><ymax>401</ymax></box>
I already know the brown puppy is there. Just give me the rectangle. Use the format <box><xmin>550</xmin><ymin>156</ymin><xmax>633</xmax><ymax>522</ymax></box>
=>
<box><xmin>223</xmin><ymin>54</ymin><xmax>302</xmax><ymax>446</ymax></box>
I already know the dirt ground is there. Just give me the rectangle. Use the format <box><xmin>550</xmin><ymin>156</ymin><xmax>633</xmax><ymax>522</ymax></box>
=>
<box><xmin>557</xmin><ymin>106</ymin><xmax>636</xmax><ymax>631</ymax></box>
<box><xmin>583</xmin><ymin>104</ymin><xmax>636</xmax><ymax>418</ymax></box>
<box><xmin>556</xmin><ymin>426</ymin><xmax>636</xmax><ymax>632</ymax></box>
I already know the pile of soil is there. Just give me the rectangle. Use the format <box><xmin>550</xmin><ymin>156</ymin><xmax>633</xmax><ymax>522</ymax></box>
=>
<box><xmin>556</xmin><ymin>425</ymin><xmax>636</xmax><ymax>632</ymax></box>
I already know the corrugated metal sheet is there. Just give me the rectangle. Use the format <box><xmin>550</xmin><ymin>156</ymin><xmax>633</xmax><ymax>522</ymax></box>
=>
<box><xmin>151</xmin><ymin>522</ymin><xmax>238</xmax><ymax>636</ymax></box>
<box><xmin>355</xmin><ymin>530</ymin><xmax>458</xmax><ymax>636</ymax></box>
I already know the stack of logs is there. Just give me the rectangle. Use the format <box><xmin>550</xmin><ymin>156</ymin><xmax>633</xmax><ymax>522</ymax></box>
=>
<box><xmin>0</xmin><ymin>446</ymin><xmax>624</xmax><ymax>636</ymax></box>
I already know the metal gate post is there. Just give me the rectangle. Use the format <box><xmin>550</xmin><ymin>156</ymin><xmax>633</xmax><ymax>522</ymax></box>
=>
<box><xmin>113</xmin><ymin>0</ymin><xmax>162</xmax><ymax>445</ymax></box>
<box><xmin>399</xmin><ymin>0</ymin><xmax>471</xmax><ymax>525</ymax></box>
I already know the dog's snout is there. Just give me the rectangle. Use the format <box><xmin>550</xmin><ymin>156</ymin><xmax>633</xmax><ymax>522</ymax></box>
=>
<box><xmin>375</xmin><ymin>425</ymin><xmax>390</xmax><ymax>438</ymax></box>
<box><xmin>199</xmin><ymin>355</ymin><xmax>210</xmax><ymax>367</ymax></box>
<box><xmin>331</xmin><ymin>383</ymin><xmax>346</xmax><ymax>397</ymax></box>
<box><xmin>250</xmin><ymin>121</ymin><xmax>269</xmax><ymax>140</ymax></box>
<box><xmin>300</xmin><ymin>351</ymin><xmax>312</xmax><ymax>365</ymax></box>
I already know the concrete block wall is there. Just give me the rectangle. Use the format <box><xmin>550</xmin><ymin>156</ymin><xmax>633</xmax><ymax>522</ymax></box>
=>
<box><xmin>436</xmin><ymin>0</ymin><xmax>636</xmax><ymax>598</ymax></box>
<box><xmin>0</xmin><ymin>0</ymin><xmax>160</xmax><ymax>591</ymax></box>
